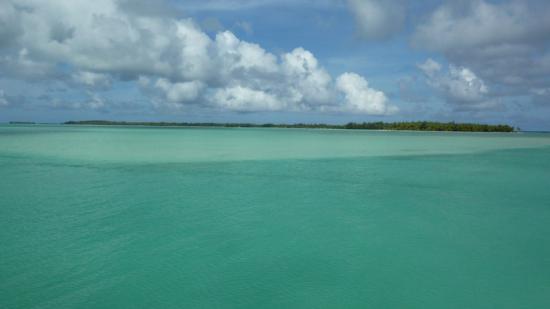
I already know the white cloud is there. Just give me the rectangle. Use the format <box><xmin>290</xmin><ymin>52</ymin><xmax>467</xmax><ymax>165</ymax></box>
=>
<box><xmin>0</xmin><ymin>0</ymin><xmax>393</xmax><ymax>115</ymax></box>
<box><xmin>212</xmin><ymin>86</ymin><xmax>284</xmax><ymax>112</ymax></box>
<box><xmin>214</xmin><ymin>31</ymin><xmax>278</xmax><ymax>78</ymax></box>
<box><xmin>154</xmin><ymin>79</ymin><xmax>205</xmax><ymax>103</ymax></box>
<box><xmin>417</xmin><ymin>58</ymin><xmax>441</xmax><ymax>78</ymax></box>
<box><xmin>281</xmin><ymin>48</ymin><xmax>333</xmax><ymax>106</ymax></box>
<box><xmin>347</xmin><ymin>0</ymin><xmax>405</xmax><ymax>40</ymax></box>
<box><xmin>413</xmin><ymin>0</ymin><xmax>550</xmax><ymax>103</ymax></box>
<box><xmin>418</xmin><ymin>58</ymin><xmax>497</xmax><ymax>110</ymax></box>
<box><xmin>5</xmin><ymin>1</ymin><xmax>212</xmax><ymax>82</ymax></box>
<box><xmin>445</xmin><ymin>66</ymin><xmax>490</xmax><ymax>105</ymax></box>
<box><xmin>413</xmin><ymin>0</ymin><xmax>550</xmax><ymax>52</ymax></box>
<box><xmin>336</xmin><ymin>73</ymin><xmax>397</xmax><ymax>115</ymax></box>
<box><xmin>72</xmin><ymin>71</ymin><xmax>112</xmax><ymax>89</ymax></box>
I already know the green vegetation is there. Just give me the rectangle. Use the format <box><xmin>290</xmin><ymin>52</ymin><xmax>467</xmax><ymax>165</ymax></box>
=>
<box><xmin>343</xmin><ymin>121</ymin><xmax>515</xmax><ymax>132</ymax></box>
<box><xmin>9</xmin><ymin>121</ymin><xmax>36</xmax><ymax>125</ymax></box>
<box><xmin>64</xmin><ymin>120</ymin><xmax>515</xmax><ymax>132</ymax></box>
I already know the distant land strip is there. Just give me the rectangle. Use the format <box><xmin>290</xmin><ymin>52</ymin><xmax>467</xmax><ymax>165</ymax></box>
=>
<box><xmin>63</xmin><ymin>120</ymin><xmax>516</xmax><ymax>132</ymax></box>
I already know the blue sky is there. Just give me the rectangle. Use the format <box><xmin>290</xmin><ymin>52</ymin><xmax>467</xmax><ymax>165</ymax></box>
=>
<box><xmin>1</xmin><ymin>0</ymin><xmax>549</xmax><ymax>129</ymax></box>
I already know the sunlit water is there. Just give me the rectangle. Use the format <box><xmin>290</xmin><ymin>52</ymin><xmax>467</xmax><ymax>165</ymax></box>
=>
<box><xmin>1</xmin><ymin>125</ymin><xmax>550</xmax><ymax>308</ymax></box>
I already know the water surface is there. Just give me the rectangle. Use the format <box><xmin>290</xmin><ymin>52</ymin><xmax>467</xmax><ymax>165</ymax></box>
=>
<box><xmin>1</xmin><ymin>125</ymin><xmax>550</xmax><ymax>308</ymax></box>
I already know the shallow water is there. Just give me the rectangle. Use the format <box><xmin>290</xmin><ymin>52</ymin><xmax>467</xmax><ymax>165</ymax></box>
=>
<box><xmin>1</xmin><ymin>125</ymin><xmax>550</xmax><ymax>308</ymax></box>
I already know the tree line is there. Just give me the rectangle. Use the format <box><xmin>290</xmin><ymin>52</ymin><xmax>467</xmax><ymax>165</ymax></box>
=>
<box><xmin>64</xmin><ymin>120</ymin><xmax>515</xmax><ymax>132</ymax></box>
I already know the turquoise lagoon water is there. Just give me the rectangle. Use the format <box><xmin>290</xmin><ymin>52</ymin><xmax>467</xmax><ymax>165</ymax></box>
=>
<box><xmin>1</xmin><ymin>125</ymin><xmax>550</xmax><ymax>308</ymax></box>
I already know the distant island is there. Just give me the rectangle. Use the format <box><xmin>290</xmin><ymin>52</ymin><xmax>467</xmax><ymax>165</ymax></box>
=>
<box><xmin>64</xmin><ymin>120</ymin><xmax>515</xmax><ymax>132</ymax></box>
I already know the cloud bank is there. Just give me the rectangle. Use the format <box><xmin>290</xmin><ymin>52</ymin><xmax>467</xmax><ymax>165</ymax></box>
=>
<box><xmin>413</xmin><ymin>0</ymin><xmax>550</xmax><ymax>107</ymax></box>
<box><xmin>0</xmin><ymin>0</ymin><xmax>396</xmax><ymax>115</ymax></box>
<box><xmin>347</xmin><ymin>0</ymin><xmax>550</xmax><ymax>115</ymax></box>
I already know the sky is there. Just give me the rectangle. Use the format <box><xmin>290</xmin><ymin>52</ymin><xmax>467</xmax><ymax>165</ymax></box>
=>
<box><xmin>0</xmin><ymin>0</ymin><xmax>549</xmax><ymax>130</ymax></box>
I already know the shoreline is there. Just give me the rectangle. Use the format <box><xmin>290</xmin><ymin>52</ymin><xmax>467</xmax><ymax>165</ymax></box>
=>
<box><xmin>4</xmin><ymin>123</ymin><xmax>547</xmax><ymax>134</ymax></box>
<box><xmin>58</xmin><ymin>120</ymin><xmax>516</xmax><ymax>133</ymax></box>
<box><xmin>4</xmin><ymin>121</ymin><xmax>542</xmax><ymax>133</ymax></box>
<box><xmin>1</xmin><ymin>123</ymin><xmax>528</xmax><ymax>134</ymax></box>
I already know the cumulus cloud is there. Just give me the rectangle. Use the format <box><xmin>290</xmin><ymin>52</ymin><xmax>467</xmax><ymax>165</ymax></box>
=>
<box><xmin>347</xmin><ymin>0</ymin><xmax>405</xmax><ymax>40</ymax></box>
<box><xmin>0</xmin><ymin>0</ymin><xmax>395</xmax><ymax>115</ymax></box>
<box><xmin>281</xmin><ymin>48</ymin><xmax>333</xmax><ymax>106</ymax></box>
<box><xmin>2</xmin><ymin>1</ymin><xmax>213</xmax><ymax>82</ymax></box>
<box><xmin>214</xmin><ymin>31</ymin><xmax>278</xmax><ymax>79</ymax></box>
<box><xmin>417</xmin><ymin>59</ymin><xmax>441</xmax><ymax>78</ymax></box>
<box><xmin>72</xmin><ymin>71</ymin><xmax>112</xmax><ymax>89</ymax></box>
<box><xmin>336</xmin><ymin>73</ymin><xmax>397</xmax><ymax>114</ymax></box>
<box><xmin>413</xmin><ymin>0</ymin><xmax>550</xmax><ymax>103</ymax></box>
<box><xmin>418</xmin><ymin>58</ymin><xmax>498</xmax><ymax>110</ymax></box>
<box><xmin>153</xmin><ymin>79</ymin><xmax>205</xmax><ymax>104</ymax></box>
<box><xmin>212</xmin><ymin>86</ymin><xmax>283</xmax><ymax>112</ymax></box>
